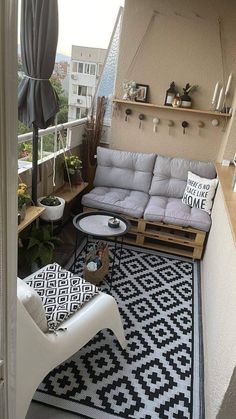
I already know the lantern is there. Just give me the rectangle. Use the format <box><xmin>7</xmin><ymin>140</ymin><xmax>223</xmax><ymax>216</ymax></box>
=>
<box><xmin>164</xmin><ymin>82</ymin><xmax>177</xmax><ymax>106</ymax></box>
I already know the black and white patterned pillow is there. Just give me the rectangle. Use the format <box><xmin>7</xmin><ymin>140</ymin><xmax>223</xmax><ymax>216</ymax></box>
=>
<box><xmin>25</xmin><ymin>263</ymin><xmax>99</xmax><ymax>331</ymax></box>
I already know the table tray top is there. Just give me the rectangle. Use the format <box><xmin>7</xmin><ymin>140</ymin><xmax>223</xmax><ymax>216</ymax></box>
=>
<box><xmin>73</xmin><ymin>211</ymin><xmax>130</xmax><ymax>237</ymax></box>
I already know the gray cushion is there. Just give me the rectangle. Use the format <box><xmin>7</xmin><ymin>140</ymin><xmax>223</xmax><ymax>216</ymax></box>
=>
<box><xmin>149</xmin><ymin>155</ymin><xmax>216</xmax><ymax>198</ymax></box>
<box><xmin>82</xmin><ymin>187</ymin><xmax>149</xmax><ymax>218</ymax></box>
<box><xmin>94</xmin><ymin>147</ymin><xmax>156</xmax><ymax>193</ymax></box>
<box><xmin>144</xmin><ymin>196</ymin><xmax>211</xmax><ymax>232</ymax></box>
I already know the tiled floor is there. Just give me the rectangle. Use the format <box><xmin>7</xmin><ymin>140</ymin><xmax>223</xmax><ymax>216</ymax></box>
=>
<box><xmin>26</xmin><ymin>402</ymin><xmax>84</xmax><ymax>419</ymax></box>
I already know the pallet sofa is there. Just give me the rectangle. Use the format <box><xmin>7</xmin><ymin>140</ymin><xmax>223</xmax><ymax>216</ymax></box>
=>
<box><xmin>82</xmin><ymin>147</ymin><xmax>217</xmax><ymax>259</ymax></box>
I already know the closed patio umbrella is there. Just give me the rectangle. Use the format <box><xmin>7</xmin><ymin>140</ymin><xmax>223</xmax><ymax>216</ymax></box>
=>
<box><xmin>18</xmin><ymin>0</ymin><xmax>59</xmax><ymax>204</ymax></box>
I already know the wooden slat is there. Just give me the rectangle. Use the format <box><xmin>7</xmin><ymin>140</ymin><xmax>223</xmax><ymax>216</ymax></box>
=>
<box><xmin>124</xmin><ymin>235</ymin><xmax>196</xmax><ymax>258</ymax></box>
<box><xmin>56</xmin><ymin>182</ymin><xmax>88</xmax><ymax>203</ymax></box>
<box><xmin>18</xmin><ymin>206</ymin><xmax>45</xmax><ymax>233</ymax></box>
<box><xmin>83</xmin><ymin>207</ymin><xmax>205</xmax><ymax>259</ymax></box>
<box><xmin>215</xmin><ymin>163</ymin><xmax>236</xmax><ymax>247</ymax></box>
<box><xmin>113</xmin><ymin>99</ymin><xmax>231</xmax><ymax>117</ymax></box>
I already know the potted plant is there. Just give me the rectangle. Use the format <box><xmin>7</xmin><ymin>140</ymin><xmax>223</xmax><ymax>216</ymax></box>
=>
<box><xmin>63</xmin><ymin>154</ymin><xmax>83</xmax><ymax>185</ymax></box>
<box><xmin>18</xmin><ymin>225</ymin><xmax>62</xmax><ymax>273</ymax></box>
<box><xmin>17</xmin><ymin>183</ymin><xmax>31</xmax><ymax>223</ymax></box>
<box><xmin>37</xmin><ymin>195</ymin><xmax>65</xmax><ymax>221</ymax></box>
<box><xmin>180</xmin><ymin>83</ymin><xmax>198</xmax><ymax>108</ymax></box>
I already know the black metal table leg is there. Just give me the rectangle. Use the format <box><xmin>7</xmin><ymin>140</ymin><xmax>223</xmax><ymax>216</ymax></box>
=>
<box><xmin>110</xmin><ymin>236</ymin><xmax>118</xmax><ymax>290</ymax></box>
<box><xmin>118</xmin><ymin>235</ymin><xmax>124</xmax><ymax>268</ymax></box>
<box><xmin>71</xmin><ymin>230</ymin><xmax>79</xmax><ymax>272</ymax></box>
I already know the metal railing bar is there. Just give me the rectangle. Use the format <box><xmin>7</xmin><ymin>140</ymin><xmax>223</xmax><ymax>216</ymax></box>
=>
<box><xmin>17</xmin><ymin>117</ymin><xmax>87</xmax><ymax>143</ymax></box>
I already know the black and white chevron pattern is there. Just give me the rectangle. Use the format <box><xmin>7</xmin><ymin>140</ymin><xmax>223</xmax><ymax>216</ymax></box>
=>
<box><xmin>34</xmin><ymin>246</ymin><xmax>200</xmax><ymax>418</ymax></box>
<box><xmin>25</xmin><ymin>263</ymin><xmax>98</xmax><ymax>331</ymax></box>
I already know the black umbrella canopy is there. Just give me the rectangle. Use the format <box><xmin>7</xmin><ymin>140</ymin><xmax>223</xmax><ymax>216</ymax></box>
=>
<box><xmin>18</xmin><ymin>0</ymin><xmax>59</xmax><ymax>203</ymax></box>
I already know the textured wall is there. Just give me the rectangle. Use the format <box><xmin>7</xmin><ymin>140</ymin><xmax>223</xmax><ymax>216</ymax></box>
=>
<box><xmin>111</xmin><ymin>0</ymin><xmax>236</xmax><ymax>162</ymax></box>
<box><xmin>201</xmin><ymin>186</ymin><xmax>236</xmax><ymax>418</ymax></box>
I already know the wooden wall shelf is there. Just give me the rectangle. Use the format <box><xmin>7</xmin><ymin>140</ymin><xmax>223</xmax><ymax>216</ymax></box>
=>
<box><xmin>113</xmin><ymin>99</ymin><xmax>231</xmax><ymax>118</ymax></box>
<box><xmin>56</xmin><ymin>182</ymin><xmax>88</xmax><ymax>204</ymax></box>
<box><xmin>18</xmin><ymin>206</ymin><xmax>45</xmax><ymax>233</ymax></box>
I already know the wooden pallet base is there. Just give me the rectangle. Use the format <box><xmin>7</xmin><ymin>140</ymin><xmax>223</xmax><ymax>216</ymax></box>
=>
<box><xmin>83</xmin><ymin>207</ymin><xmax>206</xmax><ymax>259</ymax></box>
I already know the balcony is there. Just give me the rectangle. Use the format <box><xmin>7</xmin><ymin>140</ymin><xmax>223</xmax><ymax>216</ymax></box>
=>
<box><xmin>1</xmin><ymin>2</ymin><xmax>236</xmax><ymax>419</ymax></box>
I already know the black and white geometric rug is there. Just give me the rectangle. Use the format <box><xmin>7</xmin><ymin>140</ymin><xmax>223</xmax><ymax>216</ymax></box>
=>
<box><xmin>34</xmin><ymin>245</ymin><xmax>203</xmax><ymax>419</ymax></box>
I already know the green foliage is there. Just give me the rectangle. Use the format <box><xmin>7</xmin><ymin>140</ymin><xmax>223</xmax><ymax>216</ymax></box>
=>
<box><xmin>183</xmin><ymin>83</ymin><xmax>198</xmax><ymax>95</ymax></box>
<box><xmin>40</xmin><ymin>195</ymin><xmax>61</xmax><ymax>206</ymax></box>
<box><xmin>18</xmin><ymin>120</ymin><xmax>29</xmax><ymax>135</ymax></box>
<box><xmin>19</xmin><ymin>225</ymin><xmax>62</xmax><ymax>269</ymax></box>
<box><xmin>64</xmin><ymin>155</ymin><xmax>82</xmax><ymax>174</ymax></box>
<box><xmin>18</xmin><ymin>141</ymin><xmax>32</xmax><ymax>159</ymax></box>
<box><xmin>50</xmin><ymin>77</ymin><xmax>69</xmax><ymax>124</ymax></box>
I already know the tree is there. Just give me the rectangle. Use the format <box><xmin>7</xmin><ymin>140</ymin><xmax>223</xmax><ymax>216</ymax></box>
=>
<box><xmin>50</xmin><ymin>77</ymin><xmax>69</xmax><ymax>124</ymax></box>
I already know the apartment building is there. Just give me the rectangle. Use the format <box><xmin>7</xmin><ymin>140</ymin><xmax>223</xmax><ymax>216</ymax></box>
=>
<box><xmin>68</xmin><ymin>45</ymin><xmax>106</xmax><ymax>120</ymax></box>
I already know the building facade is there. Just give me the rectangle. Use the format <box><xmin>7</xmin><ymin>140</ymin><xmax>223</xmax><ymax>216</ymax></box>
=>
<box><xmin>68</xmin><ymin>46</ymin><xmax>106</xmax><ymax>121</ymax></box>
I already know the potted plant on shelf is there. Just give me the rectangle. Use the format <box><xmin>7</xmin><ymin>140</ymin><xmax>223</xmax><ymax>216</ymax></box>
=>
<box><xmin>63</xmin><ymin>154</ymin><xmax>83</xmax><ymax>185</ymax></box>
<box><xmin>17</xmin><ymin>183</ymin><xmax>31</xmax><ymax>223</ymax></box>
<box><xmin>18</xmin><ymin>225</ymin><xmax>62</xmax><ymax>273</ymax></box>
<box><xmin>37</xmin><ymin>195</ymin><xmax>65</xmax><ymax>221</ymax></box>
<box><xmin>180</xmin><ymin>83</ymin><xmax>198</xmax><ymax>108</ymax></box>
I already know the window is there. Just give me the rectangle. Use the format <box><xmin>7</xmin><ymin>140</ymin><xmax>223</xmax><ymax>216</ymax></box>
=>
<box><xmin>72</xmin><ymin>84</ymin><xmax>77</xmax><ymax>94</ymax></box>
<box><xmin>84</xmin><ymin>64</ymin><xmax>90</xmax><ymax>74</ymax></box>
<box><xmin>80</xmin><ymin>108</ymin><xmax>88</xmax><ymax>118</ymax></box>
<box><xmin>97</xmin><ymin>63</ymin><xmax>103</xmax><ymax>76</ymax></box>
<box><xmin>76</xmin><ymin>108</ymin><xmax>81</xmax><ymax>119</ymax></box>
<box><xmin>90</xmin><ymin>64</ymin><xmax>96</xmax><ymax>75</ymax></box>
<box><xmin>72</xmin><ymin>61</ymin><xmax>77</xmax><ymax>72</ymax></box>
<box><xmin>78</xmin><ymin>62</ymin><xmax>83</xmax><ymax>73</ymax></box>
<box><xmin>78</xmin><ymin>85</ymin><xmax>87</xmax><ymax>96</ymax></box>
<box><xmin>87</xmin><ymin>86</ymin><xmax>93</xmax><ymax>96</ymax></box>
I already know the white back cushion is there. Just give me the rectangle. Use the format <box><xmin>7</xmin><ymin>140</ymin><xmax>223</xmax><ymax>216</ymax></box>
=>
<box><xmin>17</xmin><ymin>278</ymin><xmax>48</xmax><ymax>332</ymax></box>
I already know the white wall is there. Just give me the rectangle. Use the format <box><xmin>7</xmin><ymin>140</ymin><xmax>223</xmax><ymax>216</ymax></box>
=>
<box><xmin>201</xmin><ymin>185</ymin><xmax>236</xmax><ymax>418</ymax></box>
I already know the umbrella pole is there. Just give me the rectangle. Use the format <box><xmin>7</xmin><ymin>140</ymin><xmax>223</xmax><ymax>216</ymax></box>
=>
<box><xmin>32</xmin><ymin>123</ymin><xmax>38</xmax><ymax>205</ymax></box>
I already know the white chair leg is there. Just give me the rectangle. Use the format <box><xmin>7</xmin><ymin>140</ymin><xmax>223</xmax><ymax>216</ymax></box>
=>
<box><xmin>105</xmin><ymin>297</ymin><xmax>127</xmax><ymax>349</ymax></box>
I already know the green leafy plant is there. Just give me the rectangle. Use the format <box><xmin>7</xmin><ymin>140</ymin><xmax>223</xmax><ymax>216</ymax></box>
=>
<box><xmin>183</xmin><ymin>83</ymin><xmax>198</xmax><ymax>95</ymax></box>
<box><xmin>19</xmin><ymin>225</ymin><xmax>62</xmax><ymax>269</ymax></box>
<box><xmin>40</xmin><ymin>195</ymin><xmax>61</xmax><ymax>206</ymax></box>
<box><xmin>64</xmin><ymin>155</ymin><xmax>82</xmax><ymax>174</ymax></box>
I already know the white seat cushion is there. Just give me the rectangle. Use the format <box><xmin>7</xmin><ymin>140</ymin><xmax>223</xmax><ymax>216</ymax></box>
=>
<box><xmin>82</xmin><ymin>187</ymin><xmax>149</xmax><ymax>218</ymax></box>
<box><xmin>17</xmin><ymin>278</ymin><xmax>48</xmax><ymax>332</ymax></box>
<box><xmin>144</xmin><ymin>196</ymin><xmax>211</xmax><ymax>232</ymax></box>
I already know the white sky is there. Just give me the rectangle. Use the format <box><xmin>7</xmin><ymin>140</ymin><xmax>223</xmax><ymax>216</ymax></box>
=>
<box><xmin>18</xmin><ymin>0</ymin><xmax>124</xmax><ymax>56</ymax></box>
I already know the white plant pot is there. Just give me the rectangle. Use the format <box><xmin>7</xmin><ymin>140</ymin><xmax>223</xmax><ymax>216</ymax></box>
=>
<box><xmin>37</xmin><ymin>197</ymin><xmax>65</xmax><ymax>221</ymax></box>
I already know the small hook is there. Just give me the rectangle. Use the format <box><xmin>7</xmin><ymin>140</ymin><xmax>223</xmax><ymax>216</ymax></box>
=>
<box><xmin>138</xmin><ymin>113</ymin><xmax>145</xmax><ymax>129</ymax></box>
<box><xmin>211</xmin><ymin>119</ymin><xmax>219</xmax><ymax>127</ymax></box>
<box><xmin>125</xmin><ymin>108</ymin><xmax>132</xmax><ymax>122</ymax></box>
<box><xmin>153</xmin><ymin>117</ymin><xmax>160</xmax><ymax>132</ymax></box>
<box><xmin>182</xmin><ymin>121</ymin><xmax>189</xmax><ymax>134</ymax></box>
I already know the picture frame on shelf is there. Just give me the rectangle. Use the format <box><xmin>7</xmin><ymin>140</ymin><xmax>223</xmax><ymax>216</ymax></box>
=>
<box><xmin>135</xmin><ymin>84</ymin><xmax>149</xmax><ymax>103</ymax></box>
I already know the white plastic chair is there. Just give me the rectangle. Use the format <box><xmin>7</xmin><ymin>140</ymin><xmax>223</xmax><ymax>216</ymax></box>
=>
<box><xmin>16</xmin><ymin>290</ymin><xmax>126</xmax><ymax>419</ymax></box>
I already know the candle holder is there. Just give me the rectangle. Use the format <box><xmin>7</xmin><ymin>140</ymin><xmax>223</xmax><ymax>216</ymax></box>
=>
<box><xmin>108</xmin><ymin>216</ymin><xmax>120</xmax><ymax>229</ymax></box>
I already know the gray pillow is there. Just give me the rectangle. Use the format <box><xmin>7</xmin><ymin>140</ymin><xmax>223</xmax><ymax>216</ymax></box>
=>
<box><xmin>149</xmin><ymin>155</ymin><xmax>216</xmax><ymax>198</ymax></box>
<box><xmin>94</xmin><ymin>147</ymin><xmax>156</xmax><ymax>193</ymax></box>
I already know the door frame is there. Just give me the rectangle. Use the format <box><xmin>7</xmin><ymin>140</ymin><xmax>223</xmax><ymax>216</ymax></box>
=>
<box><xmin>0</xmin><ymin>1</ymin><xmax>18</xmax><ymax>418</ymax></box>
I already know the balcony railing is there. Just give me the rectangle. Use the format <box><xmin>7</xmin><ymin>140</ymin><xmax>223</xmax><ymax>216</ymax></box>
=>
<box><xmin>18</xmin><ymin>117</ymin><xmax>87</xmax><ymax>173</ymax></box>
